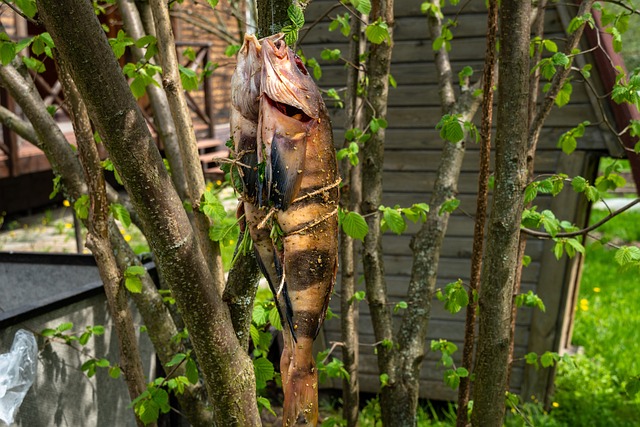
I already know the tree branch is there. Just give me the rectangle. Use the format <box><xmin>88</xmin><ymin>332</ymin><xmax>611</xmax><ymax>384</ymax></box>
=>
<box><xmin>36</xmin><ymin>1</ymin><xmax>259</xmax><ymax>424</ymax></box>
<box><xmin>521</xmin><ymin>197</ymin><xmax>640</xmax><ymax>239</ymax></box>
<box><xmin>149</xmin><ymin>0</ymin><xmax>227</xmax><ymax>295</ymax></box>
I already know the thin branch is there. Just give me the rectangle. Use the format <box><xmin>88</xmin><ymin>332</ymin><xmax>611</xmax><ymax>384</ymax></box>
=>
<box><xmin>521</xmin><ymin>198</ymin><xmax>640</xmax><ymax>239</ymax></box>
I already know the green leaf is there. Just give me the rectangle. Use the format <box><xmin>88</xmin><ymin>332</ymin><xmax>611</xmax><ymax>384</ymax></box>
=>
<box><xmin>125</xmin><ymin>276</ymin><xmax>143</xmax><ymax>293</ymax></box>
<box><xmin>553</xmin><ymin>241</ymin><xmax>564</xmax><ymax>260</ymax></box>
<box><xmin>439</xmin><ymin>198</ymin><xmax>460</xmax><ymax>215</ymax></box>
<box><xmin>342</xmin><ymin>211</ymin><xmax>369</xmax><ymax>241</ymax></box>
<box><xmin>525</xmin><ymin>352</ymin><xmax>539</xmax><ymax>369</ymax></box>
<box><xmin>41</xmin><ymin>328</ymin><xmax>56</xmax><ymax>337</ymax></box>
<box><xmin>252</xmin><ymin>304</ymin><xmax>268</xmax><ymax>326</ymax></box>
<box><xmin>0</xmin><ymin>42</ymin><xmax>16</xmax><ymax>66</ymax></box>
<box><xmin>257</xmin><ymin>396</ymin><xmax>277</xmax><ymax>416</ymax></box>
<box><xmin>166</xmin><ymin>353</ymin><xmax>187</xmax><ymax>367</ymax></box>
<box><xmin>92</xmin><ymin>325</ymin><xmax>105</xmax><ymax>335</ymax></box>
<box><xmin>571</xmin><ymin>176</ymin><xmax>587</xmax><ymax>193</ymax></box>
<box><xmin>350</xmin><ymin>290</ymin><xmax>366</xmax><ymax>304</ymax></box>
<box><xmin>23</xmin><ymin>56</ymin><xmax>45</xmax><ymax>73</ymax></box>
<box><xmin>186</xmin><ymin>358</ymin><xmax>199</xmax><ymax>384</ymax></box>
<box><xmin>253</xmin><ymin>357</ymin><xmax>275</xmax><ymax>389</ymax></box>
<box><xmin>365</xmin><ymin>19</ymin><xmax>390</xmax><ymax>44</ymax></box>
<box><xmin>458</xmin><ymin>66</ymin><xmax>473</xmax><ymax>86</ymax></box>
<box><xmin>268</xmin><ymin>305</ymin><xmax>283</xmax><ymax>331</ymax></box>
<box><xmin>225</xmin><ymin>44</ymin><xmax>241</xmax><ymax>57</ymax></box>
<box><xmin>207</xmin><ymin>0</ymin><xmax>219</xmax><ymax>8</ymax></box>
<box><xmin>96</xmin><ymin>358</ymin><xmax>110</xmax><ymax>368</ymax></box>
<box><xmin>57</xmin><ymin>322</ymin><xmax>74</xmax><ymax>332</ymax></box>
<box><xmin>287</xmin><ymin>4</ymin><xmax>305</xmax><ymax>29</ymax></box>
<box><xmin>379</xmin><ymin>373</ymin><xmax>390</xmax><ymax>388</ymax></box>
<box><xmin>555</xmin><ymin>82</ymin><xmax>572</xmax><ymax>107</ymax></box>
<box><xmin>74</xmin><ymin>195</ymin><xmax>90</xmax><ymax>220</ymax></box>
<box><xmin>540</xmin><ymin>351</ymin><xmax>558</xmax><ymax>368</ymax></box>
<box><xmin>393</xmin><ymin>300</ymin><xmax>408</xmax><ymax>313</ymax></box>
<box><xmin>321</xmin><ymin>48</ymin><xmax>341</xmax><ymax>61</ymax></box>
<box><xmin>79</xmin><ymin>332</ymin><xmax>91</xmax><ymax>346</ymax></box>
<box><xmin>125</xmin><ymin>265</ymin><xmax>145</xmax><ymax>277</ymax></box>
<box><xmin>109</xmin><ymin>366</ymin><xmax>121</xmax><ymax>379</ymax></box>
<box><xmin>178</xmin><ymin>65</ymin><xmax>198</xmax><ymax>91</ymax></box>
<box><xmin>444</xmin><ymin>368</ymin><xmax>461</xmax><ymax>389</ymax></box>
<box><xmin>381</xmin><ymin>206</ymin><xmax>406</xmax><ymax>235</ymax></box>
<box><xmin>614</xmin><ymin>246</ymin><xmax>640</xmax><ymax>266</ymax></box>
<box><xmin>201</xmin><ymin>190</ymin><xmax>227</xmax><ymax>220</ymax></box>
<box><xmin>353</xmin><ymin>0</ymin><xmax>372</xmax><ymax>15</ymax></box>
<box><xmin>110</xmin><ymin>203</ymin><xmax>131</xmax><ymax>228</ymax></box>
<box><xmin>436</xmin><ymin>114</ymin><xmax>465</xmax><ymax>143</ymax></box>
<box><xmin>626</xmin><ymin>376</ymin><xmax>640</xmax><ymax>397</ymax></box>
<box><xmin>137</xmin><ymin>398</ymin><xmax>160</xmax><ymax>425</ymax></box>
<box><xmin>15</xmin><ymin>0</ymin><xmax>37</xmax><ymax>18</ymax></box>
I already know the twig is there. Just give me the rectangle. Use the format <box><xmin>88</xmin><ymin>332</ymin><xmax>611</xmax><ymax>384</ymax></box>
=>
<box><xmin>521</xmin><ymin>198</ymin><xmax>640</xmax><ymax>239</ymax></box>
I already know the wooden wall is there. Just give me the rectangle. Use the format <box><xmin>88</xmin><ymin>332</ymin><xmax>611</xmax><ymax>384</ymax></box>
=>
<box><xmin>301</xmin><ymin>0</ymin><xmax>611</xmax><ymax>401</ymax></box>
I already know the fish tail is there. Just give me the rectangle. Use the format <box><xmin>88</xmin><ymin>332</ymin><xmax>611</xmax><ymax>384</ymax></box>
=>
<box><xmin>281</xmin><ymin>337</ymin><xmax>318</xmax><ymax>426</ymax></box>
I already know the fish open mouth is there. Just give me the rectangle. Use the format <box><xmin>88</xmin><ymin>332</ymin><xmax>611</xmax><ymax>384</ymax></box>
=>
<box><xmin>264</xmin><ymin>95</ymin><xmax>313</xmax><ymax>122</ymax></box>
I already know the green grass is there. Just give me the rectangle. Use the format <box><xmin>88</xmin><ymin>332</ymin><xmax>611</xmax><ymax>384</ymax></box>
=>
<box><xmin>547</xmin><ymin>207</ymin><xmax>640</xmax><ymax>426</ymax></box>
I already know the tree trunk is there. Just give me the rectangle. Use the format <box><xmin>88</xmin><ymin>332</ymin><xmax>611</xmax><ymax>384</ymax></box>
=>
<box><xmin>117</xmin><ymin>0</ymin><xmax>189</xmax><ymax>201</ymax></box>
<box><xmin>148</xmin><ymin>0</ymin><xmax>227</xmax><ymax>295</ymax></box>
<box><xmin>456</xmin><ymin>1</ymin><xmax>498</xmax><ymax>425</ymax></box>
<box><xmin>36</xmin><ymin>1</ymin><xmax>260</xmax><ymax>424</ymax></box>
<box><xmin>386</xmin><ymin>2</ymin><xmax>481</xmax><ymax>423</ymax></box>
<box><xmin>471</xmin><ymin>1</ymin><xmax>531</xmax><ymax>426</ymax></box>
<box><xmin>59</xmin><ymin>59</ymin><xmax>150</xmax><ymax>427</ymax></box>
<box><xmin>360</xmin><ymin>0</ymin><xmax>396</xmax><ymax>424</ymax></box>
<box><xmin>340</xmin><ymin>13</ymin><xmax>365</xmax><ymax>426</ymax></box>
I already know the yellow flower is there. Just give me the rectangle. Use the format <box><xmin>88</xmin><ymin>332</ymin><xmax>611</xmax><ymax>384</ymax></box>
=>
<box><xmin>579</xmin><ymin>298</ymin><xmax>589</xmax><ymax>311</ymax></box>
<box><xmin>63</xmin><ymin>200</ymin><xmax>70</xmax><ymax>207</ymax></box>
<box><xmin>552</xmin><ymin>402</ymin><xmax>560</xmax><ymax>408</ymax></box>
<box><xmin>593</xmin><ymin>287</ymin><xmax>601</xmax><ymax>293</ymax></box>
<box><xmin>216</xmin><ymin>180</ymin><xmax>222</xmax><ymax>186</ymax></box>
<box><xmin>124</xmin><ymin>234</ymin><xmax>132</xmax><ymax>242</ymax></box>
<box><xmin>120</xmin><ymin>228</ymin><xmax>126</xmax><ymax>234</ymax></box>
<box><xmin>64</xmin><ymin>222</ymin><xmax>73</xmax><ymax>229</ymax></box>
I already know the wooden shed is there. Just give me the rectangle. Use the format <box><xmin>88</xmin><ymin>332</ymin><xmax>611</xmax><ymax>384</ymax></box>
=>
<box><xmin>298</xmin><ymin>0</ymin><xmax>639</xmax><ymax>402</ymax></box>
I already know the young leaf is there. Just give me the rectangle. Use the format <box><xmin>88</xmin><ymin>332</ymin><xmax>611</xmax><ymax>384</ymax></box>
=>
<box><xmin>185</xmin><ymin>358</ymin><xmax>199</xmax><ymax>384</ymax></box>
<box><xmin>342</xmin><ymin>211</ymin><xmax>369</xmax><ymax>241</ymax></box>
<box><xmin>74</xmin><ymin>195</ymin><xmax>90</xmax><ymax>220</ymax></box>
<box><xmin>365</xmin><ymin>19</ymin><xmax>390</xmax><ymax>44</ymax></box>
<box><xmin>381</xmin><ymin>206</ymin><xmax>406</xmax><ymax>235</ymax></box>
<box><xmin>257</xmin><ymin>396</ymin><xmax>277</xmax><ymax>416</ymax></box>
<box><xmin>287</xmin><ymin>4</ymin><xmax>305</xmax><ymax>29</ymax></box>
<box><xmin>253</xmin><ymin>357</ymin><xmax>275</xmax><ymax>389</ymax></box>
<box><xmin>110</xmin><ymin>203</ymin><xmax>131</xmax><ymax>228</ymax></box>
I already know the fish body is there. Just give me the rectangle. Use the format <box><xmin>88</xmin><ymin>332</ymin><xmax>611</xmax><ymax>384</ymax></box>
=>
<box><xmin>231</xmin><ymin>34</ymin><xmax>339</xmax><ymax>426</ymax></box>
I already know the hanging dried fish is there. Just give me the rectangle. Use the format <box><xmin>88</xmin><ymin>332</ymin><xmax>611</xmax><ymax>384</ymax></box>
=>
<box><xmin>231</xmin><ymin>34</ymin><xmax>339</xmax><ymax>426</ymax></box>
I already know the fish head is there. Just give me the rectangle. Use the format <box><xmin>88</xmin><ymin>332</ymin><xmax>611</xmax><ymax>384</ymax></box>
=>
<box><xmin>231</xmin><ymin>34</ymin><xmax>262</xmax><ymax>121</ymax></box>
<box><xmin>260</xmin><ymin>35</ymin><xmax>323</xmax><ymax>120</ymax></box>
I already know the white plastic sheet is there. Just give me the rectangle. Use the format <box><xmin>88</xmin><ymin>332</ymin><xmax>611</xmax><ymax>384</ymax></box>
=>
<box><xmin>0</xmin><ymin>330</ymin><xmax>37</xmax><ymax>425</ymax></box>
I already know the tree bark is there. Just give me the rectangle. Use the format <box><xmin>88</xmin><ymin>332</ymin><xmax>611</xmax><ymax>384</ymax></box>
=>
<box><xmin>361</xmin><ymin>0</ymin><xmax>396</xmax><ymax>424</ymax></box>
<box><xmin>36</xmin><ymin>1</ymin><xmax>260</xmax><ymax>425</ymax></box>
<box><xmin>58</xmin><ymin>59</ymin><xmax>150</xmax><ymax>427</ymax></box>
<box><xmin>471</xmin><ymin>1</ymin><xmax>531</xmax><ymax>425</ymax></box>
<box><xmin>118</xmin><ymin>0</ymin><xmax>189</xmax><ymax>201</ymax></box>
<box><xmin>456</xmin><ymin>1</ymin><xmax>498</xmax><ymax>425</ymax></box>
<box><xmin>0</xmin><ymin>28</ymin><xmax>212</xmax><ymax>426</ymax></box>
<box><xmin>340</xmin><ymin>13</ymin><xmax>365</xmax><ymax>427</ymax></box>
<box><xmin>148</xmin><ymin>0</ymin><xmax>227</xmax><ymax>295</ymax></box>
<box><xmin>386</xmin><ymin>2</ymin><xmax>481</xmax><ymax>423</ymax></box>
